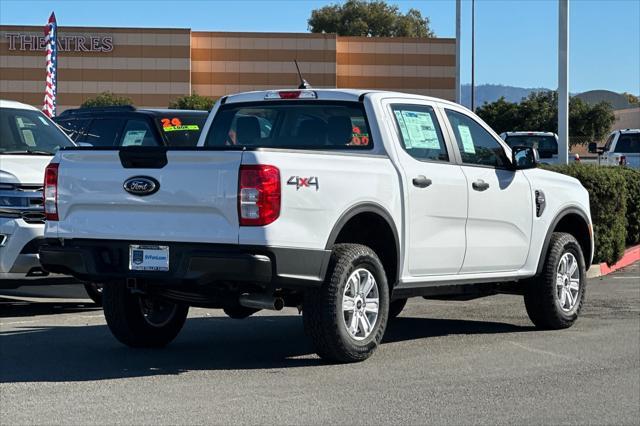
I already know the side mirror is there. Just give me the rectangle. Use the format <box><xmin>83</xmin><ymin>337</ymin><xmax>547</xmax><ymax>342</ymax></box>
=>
<box><xmin>512</xmin><ymin>146</ymin><xmax>538</xmax><ymax>170</ymax></box>
<box><xmin>588</xmin><ymin>142</ymin><xmax>597</xmax><ymax>154</ymax></box>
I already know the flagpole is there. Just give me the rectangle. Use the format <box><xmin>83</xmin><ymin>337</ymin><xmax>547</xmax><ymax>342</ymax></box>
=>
<box><xmin>43</xmin><ymin>12</ymin><xmax>57</xmax><ymax>117</ymax></box>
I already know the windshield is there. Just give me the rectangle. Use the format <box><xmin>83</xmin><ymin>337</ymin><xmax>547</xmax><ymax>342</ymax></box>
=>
<box><xmin>156</xmin><ymin>115</ymin><xmax>207</xmax><ymax>147</ymax></box>
<box><xmin>504</xmin><ymin>135</ymin><xmax>558</xmax><ymax>154</ymax></box>
<box><xmin>205</xmin><ymin>101</ymin><xmax>371</xmax><ymax>149</ymax></box>
<box><xmin>0</xmin><ymin>107</ymin><xmax>73</xmax><ymax>155</ymax></box>
<box><xmin>614</xmin><ymin>133</ymin><xmax>640</xmax><ymax>153</ymax></box>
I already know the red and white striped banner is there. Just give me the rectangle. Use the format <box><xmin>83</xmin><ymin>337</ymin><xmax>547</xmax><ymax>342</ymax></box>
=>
<box><xmin>43</xmin><ymin>12</ymin><xmax>57</xmax><ymax>117</ymax></box>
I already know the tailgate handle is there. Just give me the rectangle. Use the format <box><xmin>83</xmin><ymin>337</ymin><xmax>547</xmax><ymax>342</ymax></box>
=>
<box><xmin>119</xmin><ymin>148</ymin><xmax>168</xmax><ymax>169</ymax></box>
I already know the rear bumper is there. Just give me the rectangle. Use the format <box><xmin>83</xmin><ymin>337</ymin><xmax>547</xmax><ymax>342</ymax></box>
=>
<box><xmin>39</xmin><ymin>239</ymin><xmax>330</xmax><ymax>289</ymax></box>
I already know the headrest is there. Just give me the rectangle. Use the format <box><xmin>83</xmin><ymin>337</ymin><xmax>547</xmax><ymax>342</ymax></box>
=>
<box><xmin>236</xmin><ymin>116</ymin><xmax>260</xmax><ymax>144</ymax></box>
<box><xmin>328</xmin><ymin>116</ymin><xmax>353</xmax><ymax>145</ymax></box>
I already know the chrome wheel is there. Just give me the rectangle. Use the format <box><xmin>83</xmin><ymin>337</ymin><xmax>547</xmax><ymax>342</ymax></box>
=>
<box><xmin>138</xmin><ymin>297</ymin><xmax>178</xmax><ymax>328</ymax></box>
<box><xmin>342</xmin><ymin>268</ymin><xmax>379</xmax><ymax>341</ymax></box>
<box><xmin>556</xmin><ymin>252</ymin><xmax>580</xmax><ymax>312</ymax></box>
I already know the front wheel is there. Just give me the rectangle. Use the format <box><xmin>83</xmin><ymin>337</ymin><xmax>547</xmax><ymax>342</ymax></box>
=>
<box><xmin>83</xmin><ymin>282</ymin><xmax>103</xmax><ymax>306</ymax></box>
<box><xmin>303</xmin><ymin>244</ymin><xmax>389</xmax><ymax>363</ymax></box>
<box><xmin>102</xmin><ymin>281</ymin><xmax>189</xmax><ymax>348</ymax></box>
<box><xmin>524</xmin><ymin>232</ymin><xmax>586</xmax><ymax>329</ymax></box>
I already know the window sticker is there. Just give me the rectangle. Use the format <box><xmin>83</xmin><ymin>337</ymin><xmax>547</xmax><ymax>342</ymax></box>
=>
<box><xmin>394</xmin><ymin>110</ymin><xmax>412</xmax><ymax>148</ymax></box>
<box><xmin>122</xmin><ymin>130</ymin><xmax>147</xmax><ymax>146</ymax></box>
<box><xmin>162</xmin><ymin>124</ymin><xmax>200</xmax><ymax>132</ymax></box>
<box><xmin>458</xmin><ymin>124</ymin><xmax>476</xmax><ymax>154</ymax></box>
<box><xmin>394</xmin><ymin>110</ymin><xmax>440</xmax><ymax>150</ymax></box>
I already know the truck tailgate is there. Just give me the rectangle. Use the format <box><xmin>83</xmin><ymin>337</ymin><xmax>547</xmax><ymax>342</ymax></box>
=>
<box><xmin>51</xmin><ymin>149</ymin><xmax>242</xmax><ymax>243</ymax></box>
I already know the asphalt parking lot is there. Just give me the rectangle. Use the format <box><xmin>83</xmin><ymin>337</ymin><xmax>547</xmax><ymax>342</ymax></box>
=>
<box><xmin>1</xmin><ymin>263</ymin><xmax>638</xmax><ymax>425</ymax></box>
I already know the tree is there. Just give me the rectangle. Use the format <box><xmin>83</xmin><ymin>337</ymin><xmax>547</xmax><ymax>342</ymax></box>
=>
<box><xmin>622</xmin><ymin>92</ymin><xmax>639</xmax><ymax>106</ymax></box>
<box><xmin>308</xmin><ymin>0</ymin><xmax>434</xmax><ymax>37</ymax></box>
<box><xmin>168</xmin><ymin>93</ymin><xmax>216</xmax><ymax>110</ymax></box>
<box><xmin>81</xmin><ymin>92</ymin><xmax>132</xmax><ymax>108</ymax></box>
<box><xmin>476</xmin><ymin>91</ymin><xmax>615</xmax><ymax>144</ymax></box>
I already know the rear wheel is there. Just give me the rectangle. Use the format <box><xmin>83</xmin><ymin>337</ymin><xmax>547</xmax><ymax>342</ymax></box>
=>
<box><xmin>103</xmin><ymin>281</ymin><xmax>189</xmax><ymax>348</ymax></box>
<box><xmin>524</xmin><ymin>232</ymin><xmax>586</xmax><ymax>329</ymax></box>
<box><xmin>303</xmin><ymin>244</ymin><xmax>389</xmax><ymax>363</ymax></box>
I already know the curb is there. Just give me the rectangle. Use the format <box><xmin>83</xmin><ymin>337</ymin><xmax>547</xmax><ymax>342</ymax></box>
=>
<box><xmin>587</xmin><ymin>244</ymin><xmax>640</xmax><ymax>279</ymax></box>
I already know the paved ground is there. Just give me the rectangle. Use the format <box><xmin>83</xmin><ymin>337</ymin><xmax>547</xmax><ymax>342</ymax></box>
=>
<box><xmin>1</xmin><ymin>263</ymin><xmax>638</xmax><ymax>425</ymax></box>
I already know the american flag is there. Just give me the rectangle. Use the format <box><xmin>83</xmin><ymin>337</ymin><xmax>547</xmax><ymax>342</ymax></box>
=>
<box><xmin>43</xmin><ymin>12</ymin><xmax>57</xmax><ymax>117</ymax></box>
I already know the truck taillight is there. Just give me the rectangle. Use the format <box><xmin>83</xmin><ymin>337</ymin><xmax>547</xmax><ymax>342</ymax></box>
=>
<box><xmin>238</xmin><ymin>165</ymin><xmax>280</xmax><ymax>226</ymax></box>
<box><xmin>44</xmin><ymin>163</ymin><xmax>59</xmax><ymax>221</ymax></box>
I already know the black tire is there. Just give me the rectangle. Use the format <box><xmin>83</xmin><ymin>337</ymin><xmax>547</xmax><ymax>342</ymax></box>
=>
<box><xmin>524</xmin><ymin>232</ymin><xmax>586</xmax><ymax>329</ymax></box>
<box><xmin>83</xmin><ymin>282</ymin><xmax>103</xmax><ymax>306</ymax></box>
<box><xmin>223</xmin><ymin>306</ymin><xmax>259</xmax><ymax>319</ymax></box>
<box><xmin>303</xmin><ymin>243</ymin><xmax>389</xmax><ymax>363</ymax></box>
<box><xmin>389</xmin><ymin>298</ymin><xmax>407</xmax><ymax>319</ymax></box>
<box><xmin>102</xmin><ymin>281</ymin><xmax>189</xmax><ymax>348</ymax></box>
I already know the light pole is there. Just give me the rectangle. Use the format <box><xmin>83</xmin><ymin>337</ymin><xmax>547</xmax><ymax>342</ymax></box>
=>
<box><xmin>471</xmin><ymin>0</ymin><xmax>475</xmax><ymax>111</ymax></box>
<box><xmin>456</xmin><ymin>0</ymin><xmax>461</xmax><ymax>104</ymax></box>
<box><xmin>558</xmin><ymin>0</ymin><xmax>569</xmax><ymax>164</ymax></box>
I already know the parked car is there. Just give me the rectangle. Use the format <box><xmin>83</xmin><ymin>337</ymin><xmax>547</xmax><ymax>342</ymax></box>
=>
<box><xmin>53</xmin><ymin>106</ymin><xmax>208</xmax><ymax>147</ymax></box>
<box><xmin>589</xmin><ymin>129</ymin><xmax>640</xmax><ymax>169</ymax></box>
<box><xmin>499</xmin><ymin>131</ymin><xmax>562</xmax><ymax>164</ymax></box>
<box><xmin>0</xmin><ymin>100</ymin><xmax>78</xmax><ymax>290</ymax></box>
<box><xmin>40</xmin><ymin>89</ymin><xmax>593</xmax><ymax>363</ymax></box>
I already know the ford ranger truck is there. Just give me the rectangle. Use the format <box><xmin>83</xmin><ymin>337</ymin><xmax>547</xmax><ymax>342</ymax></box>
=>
<box><xmin>40</xmin><ymin>89</ymin><xmax>594</xmax><ymax>363</ymax></box>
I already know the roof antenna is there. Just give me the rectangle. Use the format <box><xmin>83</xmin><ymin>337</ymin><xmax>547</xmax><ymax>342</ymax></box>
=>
<box><xmin>294</xmin><ymin>60</ymin><xmax>312</xmax><ymax>89</ymax></box>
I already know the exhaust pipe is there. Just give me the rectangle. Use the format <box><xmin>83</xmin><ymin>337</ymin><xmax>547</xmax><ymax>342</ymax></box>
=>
<box><xmin>239</xmin><ymin>293</ymin><xmax>284</xmax><ymax>311</ymax></box>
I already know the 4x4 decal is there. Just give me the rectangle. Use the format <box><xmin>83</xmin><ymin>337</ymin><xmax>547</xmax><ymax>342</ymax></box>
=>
<box><xmin>287</xmin><ymin>176</ymin><xmax>319</xmax><ymax>191</ymax></box>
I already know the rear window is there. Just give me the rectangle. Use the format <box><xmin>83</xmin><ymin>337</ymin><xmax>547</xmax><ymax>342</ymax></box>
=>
<box><xmin>205</xmin><ymin>101</ymin><xmax>372</xmax><ymax>149</ymax></box>
<box><xmin>157</xmin><ymin>115</ymin><xmax>206</xmax><ymax>147</ymax></box>
<box><xmin>504</xmin><ymin>135</ymin><xmax>558</xmax><ymax>154</ymax></box>
<box><xmin>614</xmin><ymin>133</ymin><xmax>640</xmax><ymax>153</ymax></box>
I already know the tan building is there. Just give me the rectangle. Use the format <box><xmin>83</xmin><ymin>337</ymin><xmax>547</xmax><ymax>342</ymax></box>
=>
<box><xmin>0</xmin><ymin>25</ymin><xmax>456</xmax><ymax>111</ymax></box>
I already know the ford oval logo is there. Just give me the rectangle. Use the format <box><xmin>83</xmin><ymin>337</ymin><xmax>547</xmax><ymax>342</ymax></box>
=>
<box><xmin>123</xmin><ymin>176</ymin><xmax>159</xmax><ymax>196</ymax></box>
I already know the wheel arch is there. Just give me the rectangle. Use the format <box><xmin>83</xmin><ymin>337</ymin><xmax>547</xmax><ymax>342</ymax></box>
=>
<box><xmin>325</xmin><ymin>202</ymin><xmax>401</xmax><ymax>289</ymax></box>
<box><xmin>536</xmin><ymin>207</ymin><xmax>593</xmax><ymax>275</ymax></box>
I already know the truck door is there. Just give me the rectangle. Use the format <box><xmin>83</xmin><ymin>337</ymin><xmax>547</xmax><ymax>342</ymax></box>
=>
<box><xmin>384</xmin><ymin>100</ymin><xmax>468</xmax><ymax>276</ymax></box>
<box><xmin>442</xmin><ymin>107</ymin><xmax>533</xmax><ymax>273</ymax></box>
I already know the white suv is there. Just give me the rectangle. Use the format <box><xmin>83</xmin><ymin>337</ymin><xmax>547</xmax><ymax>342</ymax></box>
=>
<box><xmin>0</xmin><ymin>100</ymin><xmax>75</xmax><ymax>289</ymax></box>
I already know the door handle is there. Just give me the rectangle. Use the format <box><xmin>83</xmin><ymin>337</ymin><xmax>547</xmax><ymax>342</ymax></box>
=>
<box><xmin>472</xmin><ymin>179</ymin><xmax>490</xmax><ymax>191</ymax></box>
<box><xmin>412</xmin><ymin>175</ymin><xmax>432</xmax><ymax>188</ymax></box>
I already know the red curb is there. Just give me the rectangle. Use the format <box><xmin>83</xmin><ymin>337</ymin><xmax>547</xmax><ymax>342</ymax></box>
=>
<box><xmin>599</xmin><ymin>244</ymin><xmax>640</xmax><ymax>276</ymax></box>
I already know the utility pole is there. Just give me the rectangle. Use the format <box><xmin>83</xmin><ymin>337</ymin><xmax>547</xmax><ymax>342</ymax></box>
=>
<box><xmin>456</xmin><ymin>0</ymin><xmax>461</xmax><ymax>104</ymax></box>
<box><xmin>558</xmin><ymin>0</ymin><xmax>569</xmax><ymax>164</ymax></box>
<box><xmin>471</xmin><ymin>0</ymin><xmax>475</xmax><ymax>111</ymax></box>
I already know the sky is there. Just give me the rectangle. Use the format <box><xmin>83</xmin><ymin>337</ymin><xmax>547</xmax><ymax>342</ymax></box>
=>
<box><xmin>1</xmin><ymin>0</ymin><xmax>638</xmax><ymax>95</ymax></box>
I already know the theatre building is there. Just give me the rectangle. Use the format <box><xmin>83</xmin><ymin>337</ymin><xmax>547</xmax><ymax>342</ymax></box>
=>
<box><xmin>0</xmin><ymin>25</ymin><xmax>457</xmax><ymax>112</ymax></box>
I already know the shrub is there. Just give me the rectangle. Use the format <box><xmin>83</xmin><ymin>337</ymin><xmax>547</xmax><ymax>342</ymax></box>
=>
<box><xmin>81</xmin><ymin>92</ymin><xmax>133</xmax><ymax>108</ymax></box>
<box><xmin>168</xmin><ymin>93</ymin><xmax>216</xmax><ymax>110</ymax></box>
<box><xmin>620</xmin><ymin>167</ymin><xmax>640</xmax><ymax>245</ymax></box>
<box><xmin>543</xmin><ymin>164</ymin><xmax>627</xmax><ymax>265</ymax></box>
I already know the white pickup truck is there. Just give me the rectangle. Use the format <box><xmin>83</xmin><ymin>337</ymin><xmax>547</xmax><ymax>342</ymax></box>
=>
<box><xmin>40</xmin><ymin>89</ymin><xmax>594</xmax><ymax>363</ymax></box>
<box><xmin>589</xmin><ymin>129</ymin><xmax>640</xmax><ymax>169</ymax></box>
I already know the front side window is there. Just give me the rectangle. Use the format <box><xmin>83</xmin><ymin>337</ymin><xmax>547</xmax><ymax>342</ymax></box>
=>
<box><xmin>0</xmin><ymin>108</ymin><xmax>73</xmax><ymax>154</ymax></box>
<box><xmin>120</xmin><ymin>119</ymin><xmax>158</xmax><ymax>146</ymax></box>
<box><xmin>390</xmin><ymin>104</ymin><xmax>448</xmax><ymax>162</ymax></box>
<box><xmin>445</xmin><ymin>109</ymin><xmax>510</xmax><ymax>168</ymax></box>
<box><xmin>157</xmin><ymin>114</ymin><xmax>207</xmax><ymax>147</ymax></box>
<box><xmin>205</xmin><ymin>102</ymin><xmax>372</xmax><ymax>149</ymax></box>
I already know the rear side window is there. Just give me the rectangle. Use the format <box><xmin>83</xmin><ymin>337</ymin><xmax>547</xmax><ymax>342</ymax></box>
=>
<box><xmin>445</xmin><ymin>109</ymin><xmax>510</xmax><ymax>168</ymax></box>
<box><xmin>614</xmin><ymin>134</ymin><xmax>640</xmax><ymax>153</ymax></box>
<box><xmin>205</xmin><ymin>102</ymin><xmax>372</xmax><ymax>149</ymax></box>
<box><xmin>81</xmin><ymin>118</ymin><xmax>125</xmax><ymax>147</ymax></box>
<box><xmin>391</xmin><ymin>104</ymin><xmax>448</xmax><ymax>162</ymax></box>
<box><xmin>120</xmin><ymin>119</ymin><xmax>158</xmax><ymax>146</ymax></box>
<box><xmin>157</xmin><ymin>115</ymin><xmax>206</xmax><ymax>147</ymax></box>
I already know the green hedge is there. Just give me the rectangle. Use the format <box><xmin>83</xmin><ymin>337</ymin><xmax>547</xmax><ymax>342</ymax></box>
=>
<box><xmin>543</xmin><ymin>164</ymin><xmax>636</xmax><ymax>265</ymax></box>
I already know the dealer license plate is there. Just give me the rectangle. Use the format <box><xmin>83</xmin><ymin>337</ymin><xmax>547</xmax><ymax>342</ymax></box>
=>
<box><xmin>129</xmin><ymin>245</ymin><xmax>170</xmax><ymax>271</ymax></box>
